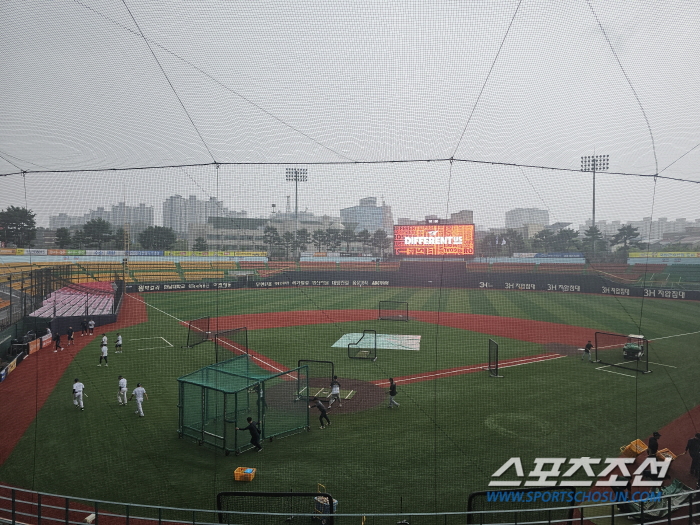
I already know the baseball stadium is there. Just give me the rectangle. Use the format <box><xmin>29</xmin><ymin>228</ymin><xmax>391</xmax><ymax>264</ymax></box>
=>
<box><xmin>1</xmin><ymin>2</ymin><xmax>700</xmax><ymax>524</ymax></box>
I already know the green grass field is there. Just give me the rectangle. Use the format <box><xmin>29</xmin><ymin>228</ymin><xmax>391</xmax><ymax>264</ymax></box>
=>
<box><xmin>1</xmin><ymin>287</ymin><xmax>699</xmax><ymax>514</ymax></box>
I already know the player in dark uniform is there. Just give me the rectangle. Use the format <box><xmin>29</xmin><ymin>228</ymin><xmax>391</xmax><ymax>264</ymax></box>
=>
<box><xmin>66</xmin><ymin>326</ymin><xmax>74</xmax><ymax>346</ymax></box>
<box><xmin>53</xmin><ymin>332</ymin><xmax>63</xmax><ymax>352</ymax></box>
<box><xmin>235</xmin><ymin>417</ymin><xmax>262</xmax><ymax>452</ymax></box>
<box><xmin>81</xmin><ymin>319</ymin><xmax>88</xmax><ymax>337</ymax></box>
<box><xmin>388</xmin><ymin>378</ymin><xmax>399</xmax><ymax>408</ymax></box>
<box><xmin>647</xmin><ymin>431</ymin><xmax>661</xmax><ymax>457</ymax></box>
<box><xmin>685</xmin><ymin>433</ymin><xmax>700</xmax><ymax>487</ymax></box>
<box><xmin>582</xmin><ymin>341</ymin><xmax>593</xmax><ymax>362</ymax></box>
<box><xmin>310</xmin><ymin>397</ymin><xmax>331</xmax><ymax>429</ymax></box>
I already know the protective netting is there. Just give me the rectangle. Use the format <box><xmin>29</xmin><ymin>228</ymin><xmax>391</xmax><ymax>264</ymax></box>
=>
<box><xmin>2</xmin><ymin>1</ymin><xmax>700</xmax><ymax>521</ymax></box>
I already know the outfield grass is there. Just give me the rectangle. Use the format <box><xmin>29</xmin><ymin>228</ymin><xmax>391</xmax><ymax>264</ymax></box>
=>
<box><xmin>1</xmin><ymin>287</ymin><xmax>698</xmax><ymax>514</ymax></box>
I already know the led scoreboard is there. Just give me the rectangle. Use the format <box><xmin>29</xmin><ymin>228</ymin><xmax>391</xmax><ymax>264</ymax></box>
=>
<box><xmin>394</xmin><ymin>224</ymin><xmax>475</xmax><ymax>257</ymax></box>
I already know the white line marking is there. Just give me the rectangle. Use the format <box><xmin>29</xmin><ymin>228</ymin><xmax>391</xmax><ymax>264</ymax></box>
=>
<box><xmin>648</xmin><ymin>361</ymin><xmax>676</xmax><ymax>368</ymax></box>
<box><xmin>137</xmin><ymin>347</ymin><xmax>172</xmax><ymax>351</ymax></box>
<box><xmin>160</xmin><ymin>337</ymin><xmax>173</xmax><ymax>347</ymax></box>
<box><xmin>376</xmin><ymin>354</ymin><xmax>564</xmax><ymax>386</ymax></box>
<box><xmin>596</xmin><ymin>368</ymin><xmax>636</xmax><ymax>378</ymax></box>
<box><xmin>344</xmin><ymin>390</ymin><xmax>355</xmax><ymax>400</ymax></box>
<box><xmin>651</xmin><ymin>330</ymin><xmax>700</xmax><ymax>341</ymax></box>
<box><xmin>130</xmin><ymin>337</ymin><xmax>165</xmax><ymax>341</ymax></box>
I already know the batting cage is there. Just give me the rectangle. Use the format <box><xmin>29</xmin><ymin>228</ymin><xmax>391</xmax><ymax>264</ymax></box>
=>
<box><xmin>595</xmin><ymin>332</ymin><xmax>651</xmax><ymax>374</ymax></box>
<box><xmin>378</xmin><ymin>300</ymin><xmax>409</xmax><ymax>321</ymax></box>
<box><xmin>177</xmin><ymin>355</ymin><xmax>309</xmax><ymax>455</ymax></box>
<box><xmin>184</xmin><ymin>316</ymin><xmax>211</xmax><ymax>348</ymax></box>
<box><xmin>348</xmin><ymin>329</ymin><xmax>377</xmax><ymax>360</ymax></box>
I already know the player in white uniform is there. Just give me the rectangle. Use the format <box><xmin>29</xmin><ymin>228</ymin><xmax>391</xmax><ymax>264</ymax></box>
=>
<box><xmin>101</xmin><ymin>334</ymin><xmax>108</xmax><ymax>346</ymax></box>
<box><xmin>118</xmin><ymin>375</ymin><xmax>128</xmax><ymax>405</ymax></box>
<box><xmin>73</xmin><ymin>378</ymin><xmax>85</xmax><ymax>410</ymax></box>
<box><xmin>328</xmin><ymin>375</ymin><xmax>342</xmax><ymax>408</ymax></box>
<box><xmin>115</xmin><ymin>334</ymin><xmax>123</xmax><ymax>353</ymax></box>
<box><xmin>88</xmin><ymin>319</ymin><xmax>95</xmax><ymax>335</ymax></box>
<box><xmin>129</xmin><ymin>383</ymin><xmax>148</xmax><ymax>417</ymax></box>
<box><xmin>98</xmin><ymin>343</ymin><xmax>108</xmax><ymax>366</ymax></box>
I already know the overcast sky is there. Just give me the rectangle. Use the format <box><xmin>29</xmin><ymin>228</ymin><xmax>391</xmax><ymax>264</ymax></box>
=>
<box><xmin>1</xmin><ymin>0</ymin><xmax>699</xmax><ymax>229</ymax></box>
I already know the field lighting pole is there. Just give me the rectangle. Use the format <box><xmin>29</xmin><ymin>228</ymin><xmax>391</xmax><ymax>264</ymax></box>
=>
<box><xmin>285</xmin><ymin>168</ymin><xmax>307</xmax><ymax>259</ymax></box>
<box><xmin>580</xmin><ymin>154</ymin><xmax>609</xmax><ymax>258</ymax></box>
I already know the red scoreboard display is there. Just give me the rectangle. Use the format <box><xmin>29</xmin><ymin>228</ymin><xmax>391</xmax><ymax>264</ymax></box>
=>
<box><xmin>394</xmin><ymin>224</ymin><xmax>475</xmax><ymax>257</ymax></box>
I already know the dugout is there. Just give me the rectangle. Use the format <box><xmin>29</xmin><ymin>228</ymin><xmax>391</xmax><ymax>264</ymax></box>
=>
<box><xmin>177</xmin><ymin>355</ymin><xmax>309</xmax><ymax>455</ymax></box>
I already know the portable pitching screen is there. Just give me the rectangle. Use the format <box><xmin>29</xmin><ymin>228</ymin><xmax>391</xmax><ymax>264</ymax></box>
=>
<box><xmin>467</xmin><ymin>487</ymin><xmax>575</xmax><ymax>524</ymax></box>
<box><xmin>214</xmin><ymin>327</ymin><xmax>248</xmax><ymax>363</ymax></box>
<box><xmin>348</xmin><ymin>329</ymin><xmax>377</xmax><ymax>360</ymax></box>
<box><xmin>378</xmin><ymin>300</ymin><xmax>409</xmax><ymax>321</ymax></box>
<box><xmin>184</xmin><ymin>316</ymin><xmax>211</xmax><ymax>348</ymax></box>
<box><xmin>487</xmin><ymin>339</ymin><xmax>502</xmax><ymax>378</ymax></box>
<box><xmin>595</xmin><ymin>332</ymin><xmax>650</xmax><ymax>374</ymax></box>
<box><xmin>217</xmin><ymin>490</ymin><xmax>335</xmax><ymax>525</ymax></box>
<box><xmin>177</xmin><ymin>355</ymin><xmax>309</xmax><ymax>455</ymax></box>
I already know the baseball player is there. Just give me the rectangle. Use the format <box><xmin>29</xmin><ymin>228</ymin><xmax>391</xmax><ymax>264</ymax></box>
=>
<box><xmin>115</xmin><ymin>333</ymin><xmax>123</xmax><ymax>353</ymax></box>
<box><xmin>81</xmin><ymin>319</ymin><xmax>88</xmax><ymax>337</ymax></box>
<box><xmin>98</xmin><ymin>343</ymin><xmax>108</xmax><ymax>366</ymax></box>
<box><xmin>66</xmin><ymin>326</ymin><xmax>74</xmax><ymax>346</ymax></box>
<box><xmin>88</xmin><ymin>319</ymin><xmax>95</xmax><ymax>335</ymax></box>
<box><xmin>101</xmin><ymin>333</ymin><xmax>108</xmax><ymax>347</ymax></box>
<box><xmin>118</xmin><ymin>375</ymin><xmax>128</xmax><ymax>405</ymax></box>
<box><xmin>129</xmin><ymin>383</ymin><xmax>148</xmax><ymax>417</ymax></box>
<box><xmin>582</xmin><ymin>340</ymin><xmax>593</xmax><ymax>362</ymax></box>
<box><xmin>73</xmin><ymin>378</ymin><xmax>85</xmax><ymax>410</ymax></box>
<box><xmin>387</xmin><ymin>378</ymin><xmax>399</xmax><ymax>408</ymax></box>
<box><xmin>53</xmin><ymin>332</ymin><xmax>63</xmax><ymax>353</ymax></box>
<box><xmin>328</xmin><ymin>375</ymin><xmax>342</xmax><ymax>408</ymax></box>
<box><xmin>310</xmin><ymin>397</ymin><xmax>331</xmax><ymax>429</ymax></box>
<box><xmin>235</xmin><ymin>417</ymin><xmax>263</xmax><ymax>452</ymax></box>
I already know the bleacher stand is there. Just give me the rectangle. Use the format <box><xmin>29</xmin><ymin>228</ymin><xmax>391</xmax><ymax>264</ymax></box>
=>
<box><xmin>30</xmin><ymin>282</ymin><xmax>115</xmax><ymax>318</ymax></box>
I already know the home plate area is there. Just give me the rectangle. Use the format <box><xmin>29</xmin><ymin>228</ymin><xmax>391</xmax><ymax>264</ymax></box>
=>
<box><xmin>332</xmin><ymin>333</ymin><xmax>421</xmax><ymax>351</ymax></box>
<box><xmin>302</xmin><ymin>378</ymin><xmax>385</xmax><ymax>414</ymax></box>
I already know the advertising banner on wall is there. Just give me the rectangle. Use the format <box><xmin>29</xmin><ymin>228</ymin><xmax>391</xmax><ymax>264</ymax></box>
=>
<box><xmin>629</xmin><ymin>252</ymin><xmax>700</xmax><ymax>258</ymax></box>
<box><xmin>28</xmin><ymin>339</ymin><xmax>41</xmax><ymax>354</ymax></box>
<box><xmin>394</xmin><ymin>224</ymin><xmax>475</xmax><ymax>257</ymax></box>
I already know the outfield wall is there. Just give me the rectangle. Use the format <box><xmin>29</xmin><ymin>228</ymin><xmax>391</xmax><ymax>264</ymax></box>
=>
<box><xmin>124</xmin><ymin>268</ymin><xmax>700</xmax><ymax>301</ymax></box>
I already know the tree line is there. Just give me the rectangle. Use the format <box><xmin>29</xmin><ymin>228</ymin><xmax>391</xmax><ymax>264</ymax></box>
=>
<box><xmin>263</xmin><ymin>226</ymin><xmax>392</xmax><ymax>258</ymax></box>
<box><xmin>479</xmin><ymin>225</ymin><xmax>643</xmax><ymax>261</ymax></box>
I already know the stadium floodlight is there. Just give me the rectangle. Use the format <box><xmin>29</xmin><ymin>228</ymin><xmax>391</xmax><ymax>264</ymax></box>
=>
<box><xmin>580</xmin><ymin>154</ymin><xmax>609</xmax><ymax>258</ymax></box>
<box><xmin>285</xmin><ymin>168</ymin><xmax>308</xmax><ymax>259</ymax></box>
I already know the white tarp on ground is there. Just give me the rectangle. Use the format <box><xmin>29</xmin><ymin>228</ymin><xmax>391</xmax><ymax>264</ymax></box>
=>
<box><xmin>332</xmin><ymin>333</ymin><xmax>421</xmax><ymax>351</ymax></box>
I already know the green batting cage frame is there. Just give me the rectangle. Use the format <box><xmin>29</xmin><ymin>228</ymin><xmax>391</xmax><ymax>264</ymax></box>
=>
<box><xmin>378</xmin><ymin>300</ymin><xmax>409</xmax><ymax>321</ymax></box>
<box><xmin>595</xmin><ymin>332</ymin><xmax>651</xmax><ymax>374</ymax></box>
<box><xmin>177</xmin><ymin>355</ymin><xmax>309</xmax><ymax>455</ymax></box>
<box><xmin>348</xmin><ymin>330</ymin><xmax>377</xmax><ymax>360</ymax></box>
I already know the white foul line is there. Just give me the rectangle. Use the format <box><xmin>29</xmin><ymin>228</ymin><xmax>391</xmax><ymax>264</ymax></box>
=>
<box><xmin>377</xmin><ymin>354</ymin><xmax>564</xmax><ymax>386</ymax></box>
<box><xmin>651</xmin><ymin>330</ymin><xmax>700</xmax><ymax>341</ymax></box>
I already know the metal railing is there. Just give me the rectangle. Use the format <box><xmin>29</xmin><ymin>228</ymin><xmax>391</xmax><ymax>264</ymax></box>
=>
<box><xmin>1</xmin><ymin>484</ymin><xmax>699</xmax><ymax>525</ymax></box>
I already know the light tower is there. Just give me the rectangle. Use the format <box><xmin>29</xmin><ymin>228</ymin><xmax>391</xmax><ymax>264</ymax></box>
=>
<box><xmin>285</xmin><ymin>168</ymin><xmax>307</xmax><ymax>258</ymax></box>
<box><xmin>580</xmin><ymin>154</ymin><xmax>609</xmax><ymax>257</ymax></box>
